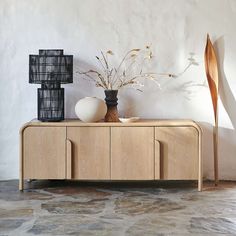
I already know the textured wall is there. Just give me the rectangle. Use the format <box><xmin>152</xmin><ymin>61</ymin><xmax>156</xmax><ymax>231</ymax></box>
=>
<box><xmin>0</xmin><ymin>0</ymin><xmax>236</xmax><ymax>180</ymax></box>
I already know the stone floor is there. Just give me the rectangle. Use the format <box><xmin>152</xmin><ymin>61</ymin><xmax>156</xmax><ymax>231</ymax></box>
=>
<box><xmin>0</xmin><ymin>180</ymin><xmax>236</xmax><ymax>236</ymax></box>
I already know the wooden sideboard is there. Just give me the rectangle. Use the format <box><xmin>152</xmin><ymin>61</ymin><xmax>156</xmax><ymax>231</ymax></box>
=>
<box><xmin>19</xmin><ymin>119</ymin><xmax>202</xmax><ymax>191</ymax></box>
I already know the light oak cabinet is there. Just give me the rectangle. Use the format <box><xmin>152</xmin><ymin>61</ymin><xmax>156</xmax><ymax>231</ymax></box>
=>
<box><xmin>111</xmin><ymin>127</ymin><xmax>155</xmax><ymax>180</ymax></box>
<box><xmin>67</xmin><ymin>127</ymin><xmax>110</xmax><ymax>180</ymax></box>
<box><xmin>23</xmin><ymin>127</ymin><xmax>66</xmax><ymax>179</ymax></box>
<box><xmin>20</xmin><ymin>120</ymin><xmax>202</xmax><ymax>191</ymax></box>
<box><xmin>155</xmin><ymin>127</ymin><xmax>199</xmax><ymax>180</ymax></box>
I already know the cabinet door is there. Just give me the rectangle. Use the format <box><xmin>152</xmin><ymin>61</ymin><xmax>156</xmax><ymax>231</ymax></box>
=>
<box><xmin>67</xmin><ymin>127</ymin><xmax>110</xmax><ymax>180</ymax></box>
<box><xmin>155</xmin><ymin>127</ymin><xmax>199</xmax><ymax>180</ymax></box>
<box><xmin>111</xmin><ymin>127</ymin><xmax>154</xmax><ymax>180</ymax></box>
<box><xmin>23</xmin><ymin>127</ymin><xmax>66</xmax><ymax>179</ymax></box>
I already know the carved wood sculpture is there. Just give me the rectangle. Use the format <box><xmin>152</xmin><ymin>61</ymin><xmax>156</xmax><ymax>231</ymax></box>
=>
<box><xmin>204</xmin><ymin>34</ymin><xmax>219</xmax><ymax>185</ymax></box>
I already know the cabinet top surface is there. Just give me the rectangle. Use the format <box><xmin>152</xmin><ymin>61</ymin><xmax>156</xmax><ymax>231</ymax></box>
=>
<box><xmin>21</xmin><ymin>119</ymin><xmax>201</xmax><ymax>132</ymax></box>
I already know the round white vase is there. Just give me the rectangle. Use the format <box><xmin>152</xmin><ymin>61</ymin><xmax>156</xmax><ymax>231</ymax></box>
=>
<box><xmin>75</xmin><ymin>97</ymin><xmax>107</xmax><ymax>122</ymax></box>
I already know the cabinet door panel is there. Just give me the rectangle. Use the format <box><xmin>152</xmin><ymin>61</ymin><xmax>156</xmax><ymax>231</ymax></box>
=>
<box><xmin>67</xmin><ymin>127</ymin><xmax>110</xmax><ymax>180</ymax></box>
<box><xmin>154</xmin><ymin>139</ymin><xmax>161</xmax><ymax>180</ymax></box>
<box><xmin>111</xmin><ymin>127</ymin><xmax>154</xmax><ymax>180</ymax></box>
<box><xmin>23</xmin><ymin>127</ymin><xmax>66</xmax><ymax>179</ymax></box>
<box><xmin>155</xmin><ymin>127</ymin><xmax>198</xmax><ymax>180</ymax></box>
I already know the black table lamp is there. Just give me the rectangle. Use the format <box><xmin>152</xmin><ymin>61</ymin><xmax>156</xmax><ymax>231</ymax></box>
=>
<box><xmin>29</xmin><ymin>49</ymin><xmax>73</xmax><ymax>121</ymax></box>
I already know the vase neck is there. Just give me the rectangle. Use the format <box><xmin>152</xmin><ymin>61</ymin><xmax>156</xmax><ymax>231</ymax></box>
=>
<box><xmin>104</xmin><ymin>90</ymin><xmax>118</xmax><ymax>106</ymax></box>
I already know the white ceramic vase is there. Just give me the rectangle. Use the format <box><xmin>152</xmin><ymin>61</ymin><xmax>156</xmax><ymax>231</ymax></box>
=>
<box><xmin>75</xmin><ymin>97</ymin><xmax>107</xmax><ymax>122</ymax></box>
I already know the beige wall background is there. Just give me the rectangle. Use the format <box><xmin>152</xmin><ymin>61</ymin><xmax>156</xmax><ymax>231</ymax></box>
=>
<box><xmin>0</xmin><ymin>0</ymin><xmax>235</xmax><ymax>180</ymax></box>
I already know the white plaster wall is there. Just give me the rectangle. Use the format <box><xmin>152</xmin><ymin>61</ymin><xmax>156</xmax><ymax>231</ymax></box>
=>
<box><xmin>0</xmin><ymin>0</ymin><xmax>235</xmax><ymax>180</ymax></box>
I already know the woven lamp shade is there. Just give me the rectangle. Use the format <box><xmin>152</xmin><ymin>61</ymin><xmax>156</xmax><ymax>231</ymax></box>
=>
<box><xmin>29</xmin><ymin>49</ymin><xmax>73</xmax><ymax>122</ymax></box>
<box><xmin>29</xmin><ymin>49</ymin><xmax>73</xmax><ymax>84</ymax></box>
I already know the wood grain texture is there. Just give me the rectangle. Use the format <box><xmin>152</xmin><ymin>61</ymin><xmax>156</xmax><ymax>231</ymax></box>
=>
<box><xmin>23</xmin><ymin>127</ymin><xmax>66</xmax><ymax>179</ymax></box>
<box><xmin>19</xmin><ymin>130</ymin><xmax>23</xmax><ymax>190</ymax></box>
<box><xmin>204</xmin><ymin>34</ymin><xmax>219</xmax><ymax>185</ymax></box>
<box><xmin>198</xmin><ymin>129</ymin><xmax>203</xmax><ymax>191</ymax></box>
<box><xmin>155</xmin><ymin>127</ymin><xmax>199</xmax><ymax>180</ymax></box>
<box><xmin>154</xmin><ymin>139</ymin><xmax>161</xmax><ymax>179</ymax></box>
<box><xmin>20</xmin><ymin>120</ymin><xmax>202</xmax><ymax>191</ymax></box>
<box><xmin>24</xmin><ymin>119</ymin><xmax>202</xmax><ymax>131</ymax></box>
<box><xmin>111</xmin><ymin>127</ymin><xmax>154</xmax><ymax>180</ymax></box>
<box><xmin>67</xmin><ymin>127</ymin><xmax>110</xmax><ymax>180</ymax></box>
<box><xmin>104</xmin><ymin>106</ymin><xmax>120</xmax><ymax>122</ymax></box>
<box><xmin>66</xmin><ymin>139</ymin><xmax>72</xmax><ymax>179</ymax></box>
<box><xmin>204</xmin><ymin>34</ymin><xmax>219</xmax><ymax>122</ymax></box>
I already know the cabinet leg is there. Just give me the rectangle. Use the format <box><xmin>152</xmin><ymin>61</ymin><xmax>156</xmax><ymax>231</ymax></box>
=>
<box><xmin>198</xmin><ymin>126</ymin><xmax>202</xmax><ymax>192</ymax></box>
<box><xmin>19</xmin><ymin>179</ymin><xmax>23</xmax><ymax>191</ymax></box>
<box><xmin>198</xmin><ymin>179</ymin><xmax>202</xmax><ymax>191</ymax></box>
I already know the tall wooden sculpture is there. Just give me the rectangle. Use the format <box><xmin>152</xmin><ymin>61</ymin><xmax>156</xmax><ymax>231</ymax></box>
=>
<box><xmin>204</xmin><ymin>34</ymin><xmax>219</xmax><ymax>185</ymax></box>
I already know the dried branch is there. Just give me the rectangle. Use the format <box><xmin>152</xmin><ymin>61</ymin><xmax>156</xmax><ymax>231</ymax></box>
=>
<box><xmin>77</xmin><ymin>46</ymin><xmax>197</xmax><ymax>91</ymax></box>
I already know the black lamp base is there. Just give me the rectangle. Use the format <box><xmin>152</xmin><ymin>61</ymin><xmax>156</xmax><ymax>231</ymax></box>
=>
<box><xmin>37</xmin><ymin>85</ymin><xmax>64</xmax><ymax>122</ymax></box>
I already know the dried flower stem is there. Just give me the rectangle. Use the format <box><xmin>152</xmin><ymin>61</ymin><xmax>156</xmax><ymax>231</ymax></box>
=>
<box><xmin>78</xmin><ymin>47</ymin><xmax>198</xmax><ymax>91</ymax></box>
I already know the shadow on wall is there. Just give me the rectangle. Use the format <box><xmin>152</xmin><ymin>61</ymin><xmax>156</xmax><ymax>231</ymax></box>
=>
<box><xmin>65</xmin><ymin>57</ymin><xmax>81</xmax><ymax>117</ymax></box>
<box><xmin>214</xmin><ymin>36</ymin><xmax>236</xmax><ymax>130</ymax></box>
<box><xmin>118</xmin><ymin>89</ymin><xmax>140</xmax><ymax>117</ymax></box>
<box><xmin>199</xmin><ymin>122</ymin><xmax>236</xmax><ymax>180</ymax></box>
<box><xmin>214</xmin><ymin>36</ymin><xmax>236</xmax><ymax>180</ymax></box>
<box><xmin>65</xmin><ymin>57</ymin><xmax>103</xmax><ymax>118</ymax></box>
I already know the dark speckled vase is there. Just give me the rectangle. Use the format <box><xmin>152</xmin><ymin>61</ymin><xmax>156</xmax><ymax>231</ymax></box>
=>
<box><xmin>104</xmin><ymin>90</ymin><xmax>120</xmax><ymax>122</ymax></box>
